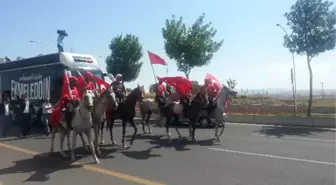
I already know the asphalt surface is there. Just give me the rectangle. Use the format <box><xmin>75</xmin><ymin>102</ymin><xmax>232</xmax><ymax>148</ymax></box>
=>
<box><xmin>0</xmin><ymin>119</ymin><xmax>335</xmax><ymax>185</ymax></box>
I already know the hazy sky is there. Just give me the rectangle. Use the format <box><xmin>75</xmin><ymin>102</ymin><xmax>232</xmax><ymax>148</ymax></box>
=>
<box><xmin>1</xmin><ymin>0</ymin><xmax>335</xmax><ymax>90</ymax></box>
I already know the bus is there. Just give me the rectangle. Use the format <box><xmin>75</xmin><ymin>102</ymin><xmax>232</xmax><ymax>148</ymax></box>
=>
<box><xmin>0</xmin><ymin>52</ymin><xmax>104</xmax><ymax>111</ymax></box>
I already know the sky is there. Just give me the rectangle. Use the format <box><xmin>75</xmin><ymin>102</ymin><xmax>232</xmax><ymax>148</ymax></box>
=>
<box><xmin>1</xmin><ymin>0</ymin><xmax>335</xmax><ymax>91</ymax></box>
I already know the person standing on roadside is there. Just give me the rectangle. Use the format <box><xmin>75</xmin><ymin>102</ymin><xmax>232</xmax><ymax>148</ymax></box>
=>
<box><xmin>41</xmin><ymin>97</ymin><xmax>52</xmax><ymax>136</ymax></box>
<box><xmin>18</xmin><ymin>94</ymin><xmax>34</xmax><ymax>137</ymax></box>
<box><xmin>0</xmin><ymin>96</ymin><xmax>14</xmax><ymax>137</ymax></box>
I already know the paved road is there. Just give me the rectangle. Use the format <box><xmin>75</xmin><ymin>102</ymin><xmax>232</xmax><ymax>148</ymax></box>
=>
<box><xmin>0</xmin><ymin>119</ymin><xmax>335</xmax><ymax>185</ymax></box>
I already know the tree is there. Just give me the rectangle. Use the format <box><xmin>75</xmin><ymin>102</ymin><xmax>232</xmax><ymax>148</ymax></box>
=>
<box><xmin>105</xmin><ymin>34</ymin><xmax>143</xmax><ymax>82</ymax></box>
<box><xmin>162</xmin><ymin>13</ymin><xmax>224</xmax><ymax>79</ymax></box>
<box><xmin>283</xmin><ymin>0</ymin><xmax>336</xmax><ymax>116</ymax></box>
<box><xmin>226</xmin><ymin>79</ymin><xmax>237</xmax><ymax>90</ymax></box>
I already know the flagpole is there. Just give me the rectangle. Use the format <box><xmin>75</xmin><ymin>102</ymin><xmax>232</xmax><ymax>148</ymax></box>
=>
<box><xmin>150</xmin><ymin>63</ymin><xmax>158</xmax><ymax>84</ymax></box>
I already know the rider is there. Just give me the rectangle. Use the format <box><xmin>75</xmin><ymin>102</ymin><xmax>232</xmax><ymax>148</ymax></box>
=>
<box><xmin>68</xmin><ymin>76</ymin><xmax>80</xmax><ymax>106</ymax></box>
<box><xmin>155</xmin><ymin>82</ymin><xmax>166</xmax><ymax>108</ymax></box>
<box><xmin>111</xmin><ymin>74</ymin><xmax>127</xmax><ymax>104</ymax></box>
<box><xmin>203</xmin><ymin>78</ymin><xmax>218</xmax><ymax>105</ymax></box>
<box><xmin>84</xmin><ymin>71</ymin><xmax>96</xmax><ymax>91</ymax></box>
<box><xmin>179</xmin><ymin>88</ymin><xmax>192</xmax><ymax>119</ymax></box>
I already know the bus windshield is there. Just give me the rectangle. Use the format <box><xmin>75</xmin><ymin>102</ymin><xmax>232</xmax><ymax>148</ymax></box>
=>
<box><xmin>70</xmin><ymin>68</ymin><xmax>103</xmax><ymax>79</ymax></box>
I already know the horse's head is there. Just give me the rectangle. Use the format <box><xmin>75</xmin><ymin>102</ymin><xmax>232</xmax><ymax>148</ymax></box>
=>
<box><xmin>64</xmin><ymin>99</ymin><xmax>75</xmax><ymax>112</ymax></box>
<box><xmin>133</xmin><ymin>84</ymin><xmax>145</xmax><ymax>102</ymax></box>
<box><xmin>193</xmin><ymin>87</ymin><xmax>209</xmax><ymax>107</ymax></box>
<box><xmin>82</xmin><ymin>89</ymin><xmax>95</xmax><ymax>112</ymax></box>
<box><xmin>105</xmin><ymin>86</ymin><xmax>118</xmax><ymax>109</ymax></box>
<box><xmin>221</xmin><ymin>84</ymin><xmax>238</xmax><ymax>97</ymax></box>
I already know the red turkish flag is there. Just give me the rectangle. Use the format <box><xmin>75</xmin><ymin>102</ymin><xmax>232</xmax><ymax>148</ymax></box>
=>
<box><xmin>148</xmin><ymin>51</ymin><xmax>167</xmax><ymax>66</ymax></box>
<box><xmin>50</xmin><ymin>72</ymin><xmax>72</xmax><ymax>128</ymax></box>
<box><xmin>84</xmin><ymin>70</ymin><xmax>110</xmax><ymax>91</ymax></box>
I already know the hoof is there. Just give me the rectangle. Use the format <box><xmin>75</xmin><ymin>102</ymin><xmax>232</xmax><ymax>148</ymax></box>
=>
<box><xmin>192</xmin><ymin>138</ymin><xmax>198</xmax><ymax>143</ymax></box>
<box><xmin>112</xmin><ymin>140</ymin><xmax>117</xmax><ymax>145</ymax></box>
<box><xmin>70</xmin><ymin>156</ymin><xmax>76</xmax><ymax>161</ymax></box>
<box><xmin>94</xmin><ymin>159</ymin><xmax>100</xmax><ymax>164</ymax></box>
<box><xmin>122</xmin><ymin>144</ymin><xmax>127</xmax><ymax>148</ymax></box>
<box><xmin>149</xmin><ymin>130</ymin><xmax>152</xmax><ymax>134</ymax></box>
<box><xmin>130</xmin><ymin>140</ymin><xmax>134</xmax><ymax>146</ymax></box>
<box><xmin>100</xmin><ymin>140</ymin><xmax>105</xmax><ymax>145</ymax></box>
<box><xmin>142</xmin><ymin>131</ymin><xmax>147</xmax><ymax>134</ymax></box>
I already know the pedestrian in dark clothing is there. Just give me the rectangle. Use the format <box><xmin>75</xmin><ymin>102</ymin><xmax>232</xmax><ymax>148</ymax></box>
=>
<box><xmin>0</xmin><ymin>96</ymin><xmax>14</xmax><ymax>137</ymax></box>
<box><xmin>18</xmin><ymin>94</ymin><xmax>34</xmax><ymax>137</ymax></box>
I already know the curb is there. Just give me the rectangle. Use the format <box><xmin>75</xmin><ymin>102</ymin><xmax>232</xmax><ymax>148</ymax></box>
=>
<box><xmin>226</xmin><ymin>114</ymin><xmax>336</xmax><ymax>128</ymax></box>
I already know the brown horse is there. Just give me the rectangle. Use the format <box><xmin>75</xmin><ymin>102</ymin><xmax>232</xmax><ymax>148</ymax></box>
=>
<box><xmin>161</xmin><ymin>89</ymin><xmax>209</xmax><ymax>142</ymax></box>
<box><xmin>106</xmin><ymin>85</ymin><xmax>145</xmax><ymax>148</ymax></box>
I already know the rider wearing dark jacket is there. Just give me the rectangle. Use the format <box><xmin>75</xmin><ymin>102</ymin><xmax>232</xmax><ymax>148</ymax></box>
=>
<box><xmin>111</xmin><ymin>74</ymin><xmax>127</xmax><ymax>103</ymax></box>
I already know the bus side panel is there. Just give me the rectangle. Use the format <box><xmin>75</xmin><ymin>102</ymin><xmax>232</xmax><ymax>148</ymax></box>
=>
<box><xmin>0</xmin><ymin>64</ymin><xmax>64</xmax><ymax>106</ymax></box>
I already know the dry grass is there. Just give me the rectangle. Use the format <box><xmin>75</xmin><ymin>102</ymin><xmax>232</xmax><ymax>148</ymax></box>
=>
<box><xmin>144</xmin><ymin>93</ymin><xmax>336</xmax><ymax>108</ymax></box>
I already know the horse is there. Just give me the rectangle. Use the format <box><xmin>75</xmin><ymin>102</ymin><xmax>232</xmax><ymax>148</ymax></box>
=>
<box><xmin>161</xmin><ymin>89</ymin><xmax>209</xmax><ymax>142</ymax></box>
<box><xmin>138</xmin><ymin>96</ymin><xmax>166</xmax><ymax>134</ymax></box>
<box><xmin>185</xmin><ymin>89</ymin><xmax>209</xmax><ymax>142</ymax></box>
<box><xmin>91</xmin><ymin>87</ymin><xmax>118</xmax><ymax>156</ymax></box>
<box><xmin>49</xmin><ymin>99</ymin><xmax>88</xmax><ymax>159</ymax></box>
<box><xmin>210</xmin><ymin>85</ymin><xmax>237</xmax><ymax>142</ymax></box>
<box><xmin>65</xmin><ymin>89</ymin><xmax>98</xmax><ymax>163</ymax></box>
<box><xmin>107</xmin><ymin>85</ymin><xmax>145</xmax><ymax>148</ymax></box>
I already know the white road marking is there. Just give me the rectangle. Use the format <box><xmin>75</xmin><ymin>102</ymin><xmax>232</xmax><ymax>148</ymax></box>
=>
<box><xmin>208</xmin><ymin>148</ymin><xmax>336</xmax><ymax>166</ymax></box>
<box><xmin>252</xmin><ymin>134</ymin><xmax>336</xmax><ymax>143</ymax></box>
<box><xmin>225</xmin><ymin>122</ymin><xmax>336</xmax><ymax>131</ymax></box>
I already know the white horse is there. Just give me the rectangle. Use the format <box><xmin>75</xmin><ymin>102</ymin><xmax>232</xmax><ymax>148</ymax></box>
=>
<box><xmin>211</xmin><ymin>85</ymin><xmax>237</xmax><ymax>142</ymax></box>
<box><xmin>67</xmin><ymin>89</ymin><xmax>98</xmax><ymax>163</ymax></box>
<box><xmin>49</xmin><ymin>100</ymin><xmax>88</xmax><ymax>159</ymax></box>
<box><xmin>92</xmin><ymin>87</ymin><xmax>118</xmax><ymax>156</ymax></box>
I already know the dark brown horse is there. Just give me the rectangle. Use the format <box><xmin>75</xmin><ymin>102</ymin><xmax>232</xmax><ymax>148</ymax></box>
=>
<box><xmin>161</xmin><ymin>89</ymin><xmax>209</xmax><ymax>142</ymax></box>
<box><xmin>106</xmin><ymin>85</ymin><xmax>145</xmax><ymax>148</ymax></box>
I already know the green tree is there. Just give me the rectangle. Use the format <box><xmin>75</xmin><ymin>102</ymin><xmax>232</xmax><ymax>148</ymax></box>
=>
<box><xmin>106</xmin><ymin>34</ymin><xmax>143</xmax><ymax>82</ymax></box>
<box><xmin>162</xmin><ymin>13</ymin><xmax>224</xmax><ymax>79</ymax></box>
<box><xmin>283</xmin><ymin>0</ymin><xmax>336</xmax><ymax>116</ymax></box>
<box><xmin>226</xmin><ymin>79</ymin><xmax>237</xmax><ymax>90</ymax></box>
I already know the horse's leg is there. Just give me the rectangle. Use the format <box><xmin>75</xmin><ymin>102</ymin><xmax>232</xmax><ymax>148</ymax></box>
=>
<box><xmin>129</xmin><ymin>119</ymin><xmax>137</xmax><ymax>146</ymax></box>
<box><xmin>121</xmin><ymin>119</ymin><xmax>127</xmax><ymax>148</ymax></box>
<box><xmin>66</xmin><ymin>130</ymin><xmax>71</xmax><ymax>157</ymax></box>
<box><xmin>165</xmin><ymin>116</ymin><xmax>172</xmax><ymax>141</ymax></box>
<box><xmin>100</xmin><ymin>119</ymin><xmax>105</xmax><ymax>144</ymax></box>
<box><xmin>79</xmin><ymin>132</ymin><xmax>89</xmax><ymax>151</ymax></box>
<box><xmin>85</xmin><ymin>130</ymin><xmax>100</xmax><ymax>164</ymax></box>
<box><xmin>217</xmin><ymin>109</ymin><xmax>225</xmax><ymax>141</ymax></box>
<box><xmin>141</xmin><ymin>111</ymin><xmax>147</xmax><ymax>134</ymax></box>
<box><xmin>108</xmin><ymin>118</ymin><xmax>116</xmax><ymax>145</ymax></box>
<box><xmin>191</xmin><ymin>118</ymin><xmax>197</xmax><ymax>143</ymax></box>
<box><xmin>59</xmin><ymin>128</ymin><xmax>67</xmax><ymax>158</ymax></box>
<box><xmin>213</xmin><ymin>108</ymin><xmax>220</xmax><ymax>142</ymax></box>
<box><xmin>93</xmin><ymin>123</ymin><xmax>102</xmax><ymax>156</ymax></box>
<box><xmin>49</xmin><ymin>127</ymin><xmax>57</xmax><ymax>154</ymax></box>
<box><xmin>146</xmin><ymin>111</ymin><xmax>152</xmax><ymax>134</ymax></box>
<box><xmin>70</xmin><ymin>131</ymin><xmax>78</xmax><ymax>161</ymax></box>
<box><xmin>173</xmin><ymin>114</ymin><xmax>182</xmax><ymax>139</ymax></box>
